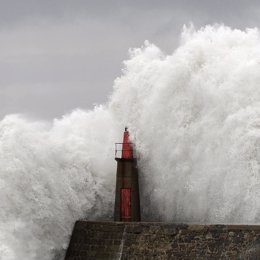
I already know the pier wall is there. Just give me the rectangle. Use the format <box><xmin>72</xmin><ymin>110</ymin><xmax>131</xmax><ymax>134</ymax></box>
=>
<box><xmin>65</xmin><ymin>221</ymin><xmax>260</xmax><ymax>259</ymax></box>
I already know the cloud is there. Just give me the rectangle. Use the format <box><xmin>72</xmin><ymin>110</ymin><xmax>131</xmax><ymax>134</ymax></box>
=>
<box><xmin>1</xmin><ymin>1</ymin><xmax>260</xmax><ymax>118</ymax></box>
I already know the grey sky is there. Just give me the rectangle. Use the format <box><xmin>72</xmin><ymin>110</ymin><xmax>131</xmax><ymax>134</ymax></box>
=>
<box><xmin>1</xmin><ymin>0</ymin><xmax>260</xmax><ymax>119</ymax></box>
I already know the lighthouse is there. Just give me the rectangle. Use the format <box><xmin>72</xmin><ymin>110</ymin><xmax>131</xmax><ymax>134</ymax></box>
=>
<box><xmin>114</xmin><ymin>128</ymin><xmax>141</xmax><ymax>221</ymax></box>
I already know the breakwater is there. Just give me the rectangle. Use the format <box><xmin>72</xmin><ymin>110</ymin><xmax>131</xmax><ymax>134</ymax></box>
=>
<box><xmin>65</xmin><ymin>221</ymin><xmax>260</xmax><ymax>259</ymax></box>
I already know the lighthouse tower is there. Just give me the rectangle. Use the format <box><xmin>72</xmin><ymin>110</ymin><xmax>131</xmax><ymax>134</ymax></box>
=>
<box><xmin>114</xmin><ymin>128</ymin><xmax>141</xmax><ymax>221</ymax></box>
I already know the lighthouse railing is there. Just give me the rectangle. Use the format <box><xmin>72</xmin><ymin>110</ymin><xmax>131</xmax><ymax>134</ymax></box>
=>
<box><xmin>115</xmin><ymin>143</ymin><xmax>136</xmax><ymax>159</ymax></box>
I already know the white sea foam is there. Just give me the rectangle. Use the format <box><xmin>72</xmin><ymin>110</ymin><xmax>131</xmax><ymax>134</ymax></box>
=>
<box><xmin>1</xmin><ymin>25</ymin><xmax>260</xmax><ymax>259</ymax></box>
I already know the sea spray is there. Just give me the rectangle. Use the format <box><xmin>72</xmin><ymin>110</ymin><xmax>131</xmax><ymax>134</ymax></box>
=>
<box><xmin>0</xmin><ymin>108</ymin><xmax>118</xmax><ymax>259</ymax></box>
<box><xmin>111</xmin><ymin>25</ymin><xmax>260</xmax><ymax>224</ymax></box>
<box><xmin>0</xmin><ymin>25</ymin><xmax>260</xmax><ymax>259</ymax></box>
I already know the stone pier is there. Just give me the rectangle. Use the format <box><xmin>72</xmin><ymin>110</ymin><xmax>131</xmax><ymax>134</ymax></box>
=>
<box><xmin>65</xmin><ymin>221</ymin><xmax>260</xmax><ymax>259</ymax></box>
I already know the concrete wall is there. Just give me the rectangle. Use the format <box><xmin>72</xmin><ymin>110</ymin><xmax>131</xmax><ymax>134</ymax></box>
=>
<box><xmin>65</xmin><ymin>221</ymin><xmax>260</xmax><ymax>260</ymax></box>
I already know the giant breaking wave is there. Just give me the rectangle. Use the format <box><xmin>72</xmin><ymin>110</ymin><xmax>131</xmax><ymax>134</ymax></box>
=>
<box><xmin>0</xmin><ymin>25</ymin><xmax>260</xmax><ymax>259</ymax></box>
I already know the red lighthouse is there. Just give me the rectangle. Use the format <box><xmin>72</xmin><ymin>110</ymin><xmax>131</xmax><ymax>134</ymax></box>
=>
<box><xmin>114</xmin><ymin>128</ymin><xmax>141</xmax><ymax>221</ymax></box>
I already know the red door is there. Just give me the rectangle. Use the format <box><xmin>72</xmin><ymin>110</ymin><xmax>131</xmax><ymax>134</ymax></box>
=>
<box><xmin>121</xmin><ymin>188</ymin><xmax>131</xmax><ymax>221</ymax></box>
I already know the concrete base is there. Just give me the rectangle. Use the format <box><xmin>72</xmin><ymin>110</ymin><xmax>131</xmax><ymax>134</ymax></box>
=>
<box><xmin>65</xmin><ymin>221</ymin><xmax>260</xmax><ymax>259</ymax></box>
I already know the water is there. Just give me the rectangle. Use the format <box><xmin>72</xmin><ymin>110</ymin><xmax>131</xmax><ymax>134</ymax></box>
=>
<box><xmin>0</xmin><ymin>25</ymin><xmax>260</xmax><ymax>259</ymax></box>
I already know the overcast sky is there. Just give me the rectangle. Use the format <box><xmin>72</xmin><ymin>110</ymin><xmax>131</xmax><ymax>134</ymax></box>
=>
<box><xmin>1</xmin><ymin>0</ymin><xmax>260</xmax><ymax>119</ymax></box>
